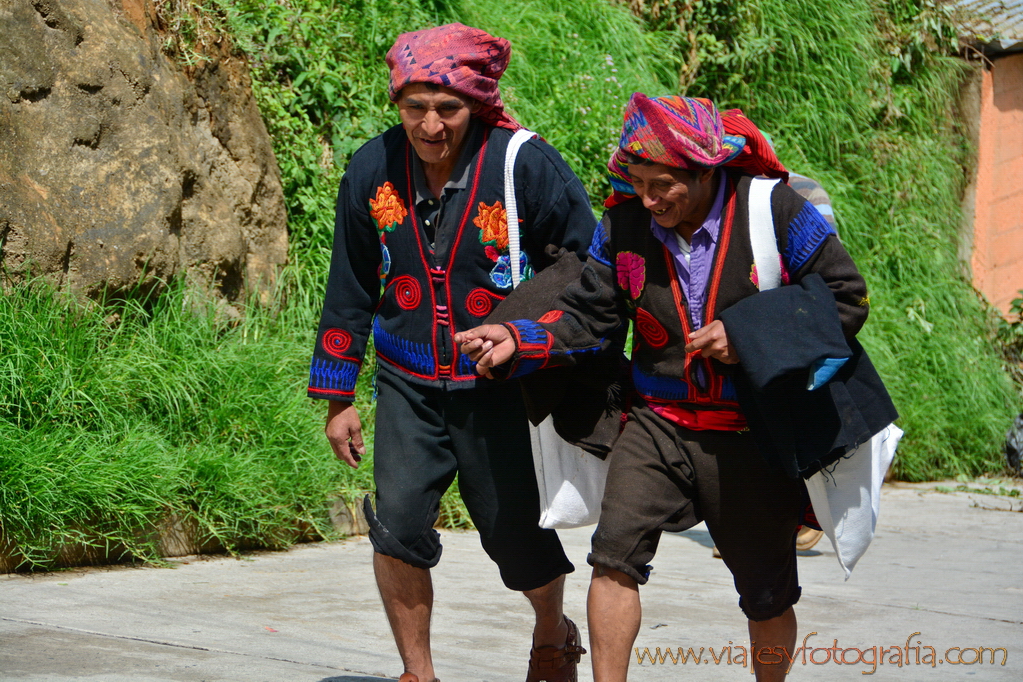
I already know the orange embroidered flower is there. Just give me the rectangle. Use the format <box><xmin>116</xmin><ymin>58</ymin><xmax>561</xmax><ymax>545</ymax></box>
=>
<box><xmin>474</xmin><ymin>200</ymin><xmax>509</xmax><ymax>252</ymax></box>
<box><xmin>369</xmin><ymin>182</ymin><xmax>407</xmax><ymax>233</ymax></box>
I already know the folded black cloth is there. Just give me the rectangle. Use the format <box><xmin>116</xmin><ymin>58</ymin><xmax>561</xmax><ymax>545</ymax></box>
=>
<box><xmin>720</xmin><ymin>274</ymin><xmax>898</xmax><ymax>478</ymax></box>
<box><xmin>720</xmin><ymin>274</ymin><xmax>852</xmax><ymax>390</ymax></box>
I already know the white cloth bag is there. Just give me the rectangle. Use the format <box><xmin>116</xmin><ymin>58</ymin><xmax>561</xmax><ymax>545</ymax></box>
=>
<box><xmin>505</xmin><ymin>129</ymin><xmax>610</xmax><ymax>529</ymax></box>
<box><xmin>803</xmin><ymin>424</ymin><xmax>902</xmax><ymax>578</ymax></box>
<box><xmin>748</xmin><ymin>176</ymin><xmax>901</xmax><ymax>577</ymax></box>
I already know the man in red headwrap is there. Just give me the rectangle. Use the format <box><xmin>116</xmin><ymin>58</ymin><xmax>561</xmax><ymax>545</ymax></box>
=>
<box><xmin>457</xmin><ymin>93</ymin><xmax>892</xmax><ymax>681</ymax></box>
<box><xmin>307</xmin><ymin>22</ymin><xmax>596</xmax><ymax>682</ymax></box>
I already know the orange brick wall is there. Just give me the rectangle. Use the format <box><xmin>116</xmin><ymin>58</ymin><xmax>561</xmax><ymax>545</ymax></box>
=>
<box><xmin>972</xmin><ymin>53</ymin><xmax>1023</xmax><ymax>316</ymax></box>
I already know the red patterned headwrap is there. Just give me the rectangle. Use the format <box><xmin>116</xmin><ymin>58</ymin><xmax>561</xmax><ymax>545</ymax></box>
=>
<box><xmin>605</xmin><ymin>93</ymin><xmax>787</xmax><ymax>207</ymax></box>
<box><xmin>386</xmin><ymin>23</ymin><xmax>521</xmax><ymax>131</ymax></box>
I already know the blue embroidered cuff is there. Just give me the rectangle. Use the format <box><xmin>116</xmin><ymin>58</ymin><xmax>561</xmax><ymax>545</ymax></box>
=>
<box><xmin>503</xmin><ymin>319</ymin><xmax>554</xmax><ymax>378</ymax></box>
<box><xmin>308</xmin><ymin>356</ymin><xmax>361</xmax><ymax>400</ymax></box>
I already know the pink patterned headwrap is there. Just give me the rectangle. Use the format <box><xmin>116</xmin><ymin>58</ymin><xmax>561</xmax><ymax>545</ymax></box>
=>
<box><xmin>605</xmin><ymin>93</ymin><xmax>787</xmax><ymax>207</ymax></box>
<box><xmin>386</xmin><ymin>23</ymin><xmax>521</xmax><ymax>131</ymax></box>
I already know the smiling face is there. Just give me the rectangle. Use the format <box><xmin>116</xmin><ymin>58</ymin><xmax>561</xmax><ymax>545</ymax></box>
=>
<box><xmin>627</xmin><ymin>162</ymin><xmax>717</xmax><ymax>238</ymax></box>
<box><xmin>397</xmin><ymin>83</ymin><xmax>480</xmax><ymax>174</ymax></box>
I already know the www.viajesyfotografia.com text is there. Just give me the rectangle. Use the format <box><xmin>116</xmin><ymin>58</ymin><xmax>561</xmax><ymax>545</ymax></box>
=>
<box><xmin>634</xmin><ymin>632</ymin><xmax>1008</xmax><ymax>674</ymax></box>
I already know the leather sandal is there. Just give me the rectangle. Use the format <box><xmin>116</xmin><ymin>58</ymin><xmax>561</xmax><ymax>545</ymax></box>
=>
<box><xmin>398</xmin><ymin>674</ymin><xmax>439</xmax><ymax>682</ymax></box>
<box><xmin>525</xmin><ymin>616</ymin><xmax>587</xmax><ymax>682</ymax></box>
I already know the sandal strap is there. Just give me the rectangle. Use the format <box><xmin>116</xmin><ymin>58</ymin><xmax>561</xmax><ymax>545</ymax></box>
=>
<box><xmin>527</xmin><ymin>617</ymin><xmax>587</xmax><ymax>680</ymax></box>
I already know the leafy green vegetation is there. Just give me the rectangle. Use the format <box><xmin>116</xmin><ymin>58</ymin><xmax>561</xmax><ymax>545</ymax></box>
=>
<box><xmin>3</xmin><ymin>0</ymin><xmax>1020</xmax><ymax>568</ymax></box>
<box><xmin>996</xmin><ymin>290</ymin><xmax>1023</xmax><ymax>390</ymax></box>
<box><xmin>0</xmin><ymin>278</ymin><xmax>373</xmax><ymax>567</ymax></box>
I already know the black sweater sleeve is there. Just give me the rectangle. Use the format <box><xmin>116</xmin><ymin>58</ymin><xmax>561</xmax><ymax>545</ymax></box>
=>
<box><xmin>514</xmin><ymin>137</ymin><xmax>596</xmax><ymax>270</ymax></box>
<box><xmin>307</xmin><ymin>145</ymin><xmax>384</xmax><ymax>401</ymax></box>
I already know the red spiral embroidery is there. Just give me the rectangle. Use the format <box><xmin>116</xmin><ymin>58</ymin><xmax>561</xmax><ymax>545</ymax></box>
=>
<box><xmin>465</xmin><ymin>288</ymin><xmax>499</xmax><ymax>317</ymax></box>
<box><xmin>391</xmin><ymin>275</ymin><xmax>422</xmax><ymax>310</ymax></box>
<box><xmin>322</xmin><ymin>328</ymin><xmax>353</xmax><ymax>358</ymax></box>
<box><xmin>635</xmin><ymin>307</ymin><xmax>669</xmax><ymax>349</ymax></box>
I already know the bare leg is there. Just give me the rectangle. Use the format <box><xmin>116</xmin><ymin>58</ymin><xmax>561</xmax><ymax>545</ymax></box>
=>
<box><xmin>374</xmin><ymin>552</ymin><xmax>436</xmax><ymax>681</ymax></box>
<box><xmin>748</xmin><ymin>607</ymin><xmax>797</xmax><ymax>682</ymax></box>
<box><xmin>588</xmin><ymin>564</ymin><xmax>640</xmax><ymax>682</ymax></box>
<box><xmin>523</xmin><ymin>573</ymin><xmax>569</xmax><ymax>646</ymax></box>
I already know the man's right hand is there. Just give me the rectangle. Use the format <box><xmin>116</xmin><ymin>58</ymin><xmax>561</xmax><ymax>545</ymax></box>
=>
<box><xmin>325</xmin><ymin>400</ymin><xmax>366</xmax><ymax>468</ymax></box>
<box><xmin>454</xmin><ymin>324</ymin><xmax>516</xmax><ymax>379</ymax></box>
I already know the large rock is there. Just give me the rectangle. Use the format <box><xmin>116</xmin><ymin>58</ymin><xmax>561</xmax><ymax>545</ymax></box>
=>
<box><xmin>0</xmin><ymin>0</ymin><xmax>287</xmax><ymax>299</ymax></box>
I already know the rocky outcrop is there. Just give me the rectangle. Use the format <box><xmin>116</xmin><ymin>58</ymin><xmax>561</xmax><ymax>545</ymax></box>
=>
<box><xmin>0</xmin><ymin>0</ymin><xmax>288</xmax><ymax>299</ymax></box>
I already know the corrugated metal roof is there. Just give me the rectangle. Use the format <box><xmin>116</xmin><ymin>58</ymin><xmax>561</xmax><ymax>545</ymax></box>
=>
<box><xmin>952</xmin><ymin>0</ymin><xmax>1023</xmax><ymax>52</ymax></box>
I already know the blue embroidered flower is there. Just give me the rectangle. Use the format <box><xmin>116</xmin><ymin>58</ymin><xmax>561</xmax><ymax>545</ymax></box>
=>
<box><xmin>490</xmin><ymin>256</ymin><xmax>512</xmax><ymax>288</ymax></box>
<box><xmin>490</xmin><ymin>252</ymin><xmax>533</xmax><ymax>289</ymax></box>
<box><xmin>379</xmin><ymin>243</ymin><xmax>391</xmax><ymax>280</ymax></box>
<box><xmin>520</xmin><ymin>251</ymin><xmax>534</xmax><ymax>282</ymax></box>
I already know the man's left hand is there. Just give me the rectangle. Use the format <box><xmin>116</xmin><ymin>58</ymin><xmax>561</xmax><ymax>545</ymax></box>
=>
<box><xmin>685</xmin><ymin>320</ymin><xmax>739</xmax><ymax>364</ymax></box>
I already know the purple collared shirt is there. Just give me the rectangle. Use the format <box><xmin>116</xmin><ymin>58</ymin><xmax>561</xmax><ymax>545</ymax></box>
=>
<box><xmin>650</xmin><ymin>170</ymin><xmax>727</xmax><ymax>330</ymax></box>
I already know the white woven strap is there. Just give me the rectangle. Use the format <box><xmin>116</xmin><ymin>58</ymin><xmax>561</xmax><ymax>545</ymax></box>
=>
<box><xmin>504</xmin><ymin>128</ymin><xmax>536</xmax><ymax>289</ymax></box>
<box><xmin>748</xmin><ymin>177</ymin><xmax>782</xmax><ymax>291</ymax></box>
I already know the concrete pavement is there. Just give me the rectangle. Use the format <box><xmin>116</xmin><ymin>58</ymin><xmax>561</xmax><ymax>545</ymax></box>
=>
<box><xmin>2</xmin><ymin>482</ymin><xmax>1022</xmax><ymax>681</ymax></box>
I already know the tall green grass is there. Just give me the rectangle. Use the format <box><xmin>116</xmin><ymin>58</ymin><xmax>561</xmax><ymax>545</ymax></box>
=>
<box><xmin>0</xmin><ymin>279</ymin><xmax>374</xmax><ymax>568</ymax></box>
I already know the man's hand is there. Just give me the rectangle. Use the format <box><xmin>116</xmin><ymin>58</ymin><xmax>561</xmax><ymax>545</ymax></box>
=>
<box><xmin>685</xmin><ymin>320</ymin><xmax>739</xmax><ymax>364</ymax></box>
<box><xmin>454</xmin><ymin>324</ymin><xmax>516</xmax><ymax>379</ymax></box>
<box><xmin>325</xmin><ymin>400</ymin><xmax>366</xmax><ymax>468</ymax></box>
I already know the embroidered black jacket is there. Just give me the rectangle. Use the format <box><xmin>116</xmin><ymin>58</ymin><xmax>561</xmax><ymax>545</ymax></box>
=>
<box><xmin>308</xmin><ymin>121</ymin><xmax>596</xmax><ymax>399</ymax></box>
<box><xmin>499</xmin><ymin>171</ymin><xmax>870</xmax><ymax>413</ymax></box>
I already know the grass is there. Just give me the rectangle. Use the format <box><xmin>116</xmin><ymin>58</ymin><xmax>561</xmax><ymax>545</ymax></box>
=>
<box><xmin>0</xmin><ymin>270</ymin><xmax>474</xmax><ymax>569</ymax></box>
<box><xmin>0</xmin><ymin>278</ymin><xmax>373</xmax><ymax>569</ymax></box>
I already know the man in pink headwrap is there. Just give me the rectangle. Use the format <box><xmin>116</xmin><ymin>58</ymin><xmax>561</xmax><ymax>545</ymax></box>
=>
<box><xmin>308</xmin><ymin>22</ymin><xmax>596</xmax><ymax>682</ymax></box>
<box><xmin>457</xmin><ymin>93</ymin><xmax>890</xmax><ymax>681</ymax></box>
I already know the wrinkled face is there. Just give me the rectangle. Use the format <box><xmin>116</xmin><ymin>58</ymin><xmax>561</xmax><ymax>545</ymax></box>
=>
<box><xmin>627</xmin><ymin>162</ymin><xmax>716</xmax><ymax>231</ymax></box>
<box><xmin>397</xmin><ymin>83</ymin><xmax>479</xmax><ymax>168</ymax></box>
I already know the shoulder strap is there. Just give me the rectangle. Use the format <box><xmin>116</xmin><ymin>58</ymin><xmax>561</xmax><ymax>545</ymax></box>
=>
<box><xmin>504</xmin><ymin>128</ymin><xmax>537</xmax><ymax>289</ymax></box>
<box><xmin>748</xmin><ymin>177</ymin><xmax>782</xmax><ymax>291</ymax></box>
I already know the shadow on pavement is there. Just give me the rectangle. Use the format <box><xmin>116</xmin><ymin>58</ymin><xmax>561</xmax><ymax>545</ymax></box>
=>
<box><xmin>671</xmin><ymin>528</ymin><xmax>715</xmax><ymax>548</ymax></box>
<box><xmin>319</xmin><ymin>677</ymin><xmax>394</xmax><ymax>682</ymax></box>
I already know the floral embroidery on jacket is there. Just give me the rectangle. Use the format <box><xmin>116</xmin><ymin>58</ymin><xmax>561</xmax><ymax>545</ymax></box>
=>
<box><xmin>488</xmin><ymin>252</ymin><xmax>533</xmax><ymax>289</ymax></box>
<box><xmin>475</xmin><ymin>200</ymin><xmax>509</xmax><ymax>252</ymax></box>
<box><xmin>750</xmin><ymin>255</ymin><xmax>791</xmax><ymax>289</ymax></box>
<box><xmin>379</xmin><ymin>243</ymin><xmax>391</xmax><ymax>281</ymax></box>
<box><xmin>475</xmin><ymin>200</ymin><xmax>531</xmax><ymax>288</ymax></box>
<box><xmin>616</xmin><ymin>251</ymin><xmax>646</xmax><ymax>299</ymax></box>
<box><xmin>369</xmin><ymin>182</ymin><xmax>407</xmax><ymax>234</ymax></box>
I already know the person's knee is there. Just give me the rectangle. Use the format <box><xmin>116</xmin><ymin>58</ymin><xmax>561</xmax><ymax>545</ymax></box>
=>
<box><xmin>587</xmin><ymin>551</ymin><xmax>651</xmax><ymax>586</ymax></box>
<box><xmin>364</xmin><ymin>494</ymin><xmax>442</xmax><ymax>569</ymax></box>
<box><xmin>740</xmin><ymin>585</ymin><xmax>801</xmax><ymax>622</ymax></box>
<box><xmin>591</xmin><ymin>562</ymin><xmax>639</xmax><ymax>590</ymax></box>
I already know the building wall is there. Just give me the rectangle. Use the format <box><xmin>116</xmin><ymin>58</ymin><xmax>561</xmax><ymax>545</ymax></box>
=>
<box><xmin>972</xmin><ymin>52</ymin><xmax>1023</xmax><ymax>316</ymax></box>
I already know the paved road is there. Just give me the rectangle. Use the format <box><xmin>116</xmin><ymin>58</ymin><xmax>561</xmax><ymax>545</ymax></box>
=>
<box><xmin>2</xmin><ymin>483</ymin><xmax>1021</xmax><ymax>681</ymax></box>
